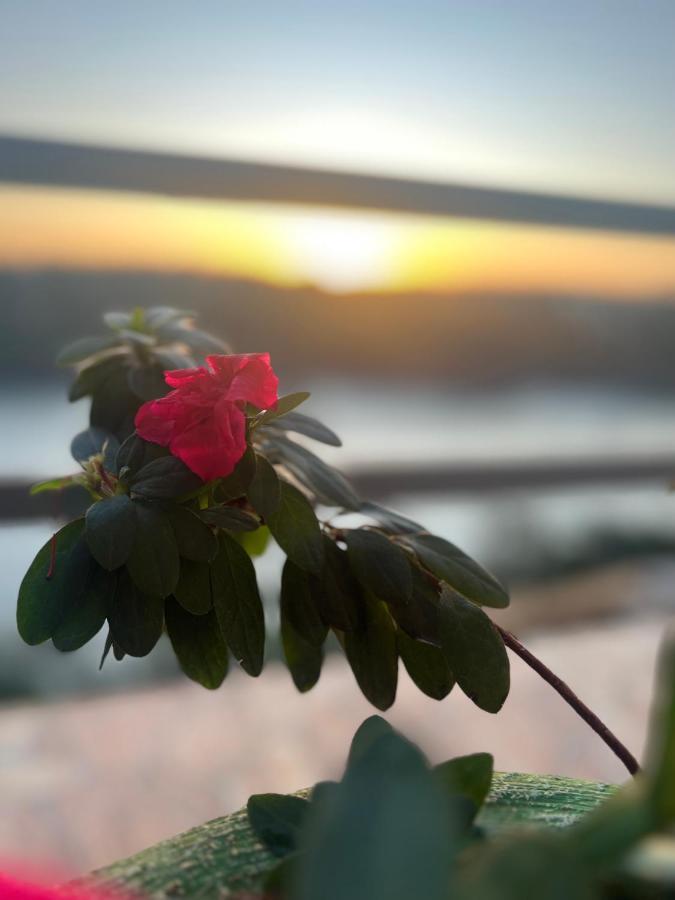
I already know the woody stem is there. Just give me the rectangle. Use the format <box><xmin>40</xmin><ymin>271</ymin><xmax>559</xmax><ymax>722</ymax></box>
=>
<box><xmin>497</xmin><ymin>626</ymin><xmax>639</xmax><ymax>776</ymax></box>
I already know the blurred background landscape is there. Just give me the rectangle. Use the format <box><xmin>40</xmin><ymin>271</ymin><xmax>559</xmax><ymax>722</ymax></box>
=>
<box><xmin>1</xmin><ymin>0</ymin><xmax>675</xmax><ymax>877</ymax></box>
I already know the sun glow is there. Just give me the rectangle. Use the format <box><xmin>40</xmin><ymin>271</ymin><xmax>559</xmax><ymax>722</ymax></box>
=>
<box><xmin>280</xmin><ymin>211</ymin><xmax>401</xmax><ymax>293</ymax></box>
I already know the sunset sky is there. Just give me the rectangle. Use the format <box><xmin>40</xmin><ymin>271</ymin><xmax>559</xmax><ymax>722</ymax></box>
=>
<box><xmin>1</xmin><ymin>1</ymin><xmax>674</xmax><ymax>296</ymax></box>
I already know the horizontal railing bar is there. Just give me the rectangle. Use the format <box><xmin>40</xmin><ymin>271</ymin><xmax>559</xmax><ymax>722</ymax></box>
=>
<box><xmin>1</xmin><ymin>134</ymin><xmax>674</xmax><ymax>236</ymax></box>
<box><xmin>2</xmin><ymin>456</ymin><xmax>674</xmax><ymax>519</ymax></box>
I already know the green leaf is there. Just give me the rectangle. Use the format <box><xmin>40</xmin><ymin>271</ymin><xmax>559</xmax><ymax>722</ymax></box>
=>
<box><xmin>266</xmin><ymin>411</ymin><xmax>342</xmax><ymax>446</ymax></box>
<box><xmin>266</xmin><ymin>481</ymin><xmax>325</xmax><ymax>575</ymax></box>
<box><xmin>404</xmin><ymin>533</ymin><xmax>509</xmax><ymax>610</ymax></box>
<box><xmin>56</xmin><ymin>334</ymin><xmax>120</xmax><ymax>366</ymax></box>
<box><xmin>434</xmin><ymin>753</ymin><xmax>494</xmax><ymax>811</ymax></box>
<box><xmin>127</xmin><ymin>364</ymin><xmax>168</xmax><ymax>401</ymax></box>
<box><xmin>68</xmin><ymin>355</ymin><xmax>123</xmax><ymax>402</ymax></box>
<box><xmin>248</xmin><ymin>453</ymin><xmax>281</xmax><ymax>519</ymax></box>
<box><xmin>345</xmin><ymin>592</ymin><xmax>398</xmax><ymax>711</ymax></box>
<box><xmin>126</xmin><ymin>501</ymin><xmax>180</xmax><ymax>597</ymax></box>
<box><xmin>215</xmin><ymin>446</ymin><xmax>257</xmax><ymax>500</ymax></box>
<box><xmin>174</xmin><ymin>559</ymin><xmax>212</xmax><ymax>615</ymax></box>
<box><xmin>293</xmin><ymin>725</ymin><xmax>455</xmax><ymax>900</ymax></box>
<box><xmin>360</xmin><ymin>501</ymin><xmax>425</xmax><ymax>535</ymax></box>
<box><xmin>281</xmin><ymin>614</ymin><xmax>324</xmax><ymax>693</ymax></box>
<box><xmin>200</xmin><ymin>506</ymin><xmax>260</xmax><ymax>531</ymax></box>
<box><xmin>145</xmin><ymin>306</ymin><xmax>193</xmax><ymax>329</ymax></box>
<box><xmin>107</xmin><ymin>569</ymin><xmax>164</xmax><ymax>657</ymax></box>
<box><xmin>254</xmin><ymin>391</ymin><xmax>310</xmax><ymax>427</ymax></box>
<box><xmin>270</xmin><ymin>437</ymin><xmax>360</xmax><ymax>509</ymax></box>
<box><xmin>130</xmin><ymin>455</ymin><xmax>203</xmax><ymax>499</ymax></box>
<box><xmin>30</xmin><ymin>476</ymin><xmax>76</xmax><ymax>495</ymax></box>
<box><xmin>85</xmin><ymin>495</ymin><xmax>137</xmax><ymax>571</ymax></box>
<box><xmin>388</xmin><ymin>562</ymin><xmax>441</xmax><ymax>645</ymax></box>
<box><xmin>314</xmin><ymin>536</ymin><xmax>361</xmax><ymax>631</ymax></box>
<box><xmin>71</xmin><ymin>427</ymin><xmax>117</xmax><ymax>463</ymax></box>
<box><xmin>115</xmin><ymin>433</ymin><xmax>168</xmax><ymax>476</ymax></box>
<box><xmin>103</xmin><ymin>311</ymin><xmax>133</xmax><ymax>331</ymax></box>
<box><xmin>439</xmin><ymin>587</ymin><xmax>510</xmax><ymax>713</ymax></box>
<box><xmin>165</xmin><ymin>505</ymin><xmax>218</xmax><ymax>562</ymax></box>
<box><xmin>346</xmin><ymin>715</ymin><xmax>395</xmax><ymax>770</ymax></box>
<box><xmin>345</xmin><ymin>529</ymin><xmax>412</xmax><ymax>608</ymax></box>
<box><xmin>398</xmin><ymin>629</ymin><xmax>454</xmax><ymax>700</ymax></box>
<box><xmin>165</xmin><ymin>596</ymin><xmax>228</xmax><ymax>689</ymax></box>
<box><xmin>89</xmin><ymin>366</ymin><xmax>140</xmax><ymax>441</ymax></box>
<box><xmin>247</xmin><ymin>794</ymin><xmax>310</xmax><ymax>858</ymax></box>
<box><xmin>644</xmin><ymin>626</ymin><xmax>675</xmax><ymax>825</ymax></box>
<box><xmin>281</xmin><ymin>559</ymin><xmax>327</xmax><ymax>646</ymax></box>
<box><xmin>17</xmin><ymin>520</ymin><xmax>85</xmax><ymax>644</ymax></box>
<box><xmin>237</xmin><ymin>525</ymin><xmax>270</xmax><ymax>557</ymax></box>
<box><xmin>52</xmin><ymin>555</ymin><xmax>113</xmax><ymax>651</ymax></box>
<box><xmin>156</xmin><ymin>323</ymin><xmax>229</xmax><ymax>354</ymax></box>
<box><xmin>211</xmin><ymin>533</ymin><xmax>265</xmax><ymax>676</ymax></box>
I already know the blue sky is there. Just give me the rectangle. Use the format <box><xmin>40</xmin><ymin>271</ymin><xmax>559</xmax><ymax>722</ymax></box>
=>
<box><xmin>1</xmin><ymin>1</ymin><xmax>674</xmax><ymax>202</ymax></box>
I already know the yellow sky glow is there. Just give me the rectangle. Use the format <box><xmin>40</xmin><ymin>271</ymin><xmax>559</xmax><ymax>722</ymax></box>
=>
<box><xmin>1</xmin><ymin>186</ymin><xmax>674</xmax><ymax>298</ymax></box>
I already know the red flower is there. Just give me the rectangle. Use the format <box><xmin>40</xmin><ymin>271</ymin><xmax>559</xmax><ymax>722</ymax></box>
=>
<box><xmin>0</xmin><ymin>872</ymin><xmax>126</xmax><ymax>900</ymax></box>
<box><xmin>135</xmin><ymin>354</ymin><xmax>279</xmax><ymax>481</ymax></box>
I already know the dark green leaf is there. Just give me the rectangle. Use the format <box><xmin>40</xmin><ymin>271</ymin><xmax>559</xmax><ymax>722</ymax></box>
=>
<box><xmin>254</xmin><ymin>391</ymin><xmax>310</xmax><ymax>427</ymax></box>
<box><xmin>346</xmin><ymin>715</ymin><xmax>395</xmax><ymax>770</ymax></box>
<box><xmin>270</xmin><ymin>437</ymin><xmax>359</xmax><ymax>509</ymax></box>
<box><xmin>154</xmin><ymin>349</ymin><xmax>195</xmax><ymax>370</ymax></box>
<box><xmin>388</xmin><ymin>562</ymin><xmax>441</xmax><ymax>645</ymax></box>
<box><xmin>115</xmin><ymin>432</ymin><xmax>168</xmax><ymax>476</ymax></box>
<box><xmin>165</xmin><ymin>596</ymin><xmax>228</xmax><ymax>689</ymax></box>
<box><xmin>70</xmin><ymin>427</ymin><xmax>116</xmax><ymax>463</ymax></box>
<box><xmin>281</xmin><ymin>558</ymin><xmax>327</xmax><ymax>646</ymax></box>
<box><xmin>266</xmin><ymin>411</ymin><xmax>342</xmax><ymax>446</ymax></box>
<box><xmin>215</xmin><ymin>446</ymin><xmax>257</xmax><ymax>500</ymax></box>
<box><xmin>345</xmin><ymin>529</ymin><xmax>412</xmax><ymax>607</ymax></box>
<box><xmin>89</xmin><ymin>366</ymin><xmax>138</xmax><ymax>441</ymax></box>
<box><xmin>293</xmin><ymin>726</ymin><xmax>454</xmax><ymax>900</ymax></box>
<box><xmin>17</xmin><ymin>520</ymin><xmax>85</xmax><ymax>645</ymax></box>
<box><xmin>645</xmin><ymin>627</ymin><xmax>675</xmax><ymax>825</ymax></box>
<box><xmin>52</xmin><ymin>556</ymin><xmax>113</xmax><ymax>651</ymax></box>
<box><xmin>145</xmin><ymin>306</ymin><xmax>193</xmax><ymax>329</ymax></box>
<box><xmin>439</xmin><ymin>587</ymin><xmax>510</xmax><ymax>713</ymax></box>
<box><xmin>314</xmin><ymin>536</ymin><xmax>361</xmax><ymax>631</ymax></box>
<box><xmin>85</xmin><ymin>495</ymin><xmax>137</xmax><ymax>571</ymax></box>
<box><xmin>248</xmin><ymin>453</ymin><xmax>281</xmax><ymax>519</ymax></box>
<box><xmin>174</xmin><ymin>559</ymin><xmax>212</xmax><ymax>615</ymax></box>
<box><xmin>360</xmin><ymin>501</ymin><xmax>425</xmax><ymax>535</ymax></box>
<box><xmin>281</xmin><ymin>615</ymin><xmax>324</xmax><ymax>693</ymax></box>
<box><xmin>127</xmin><ymin>364</ymin><xmax>168</xmax><ymax>401</ymax></box>
<box><xmin>266</xmin><ymin>481</ymin><xmax>325</xmax><ymax>575</ymax></box>
<box><xmin>405</xmin><ymin>533</ymin><xmax>509</xmax><ymax>610</ymax></box>
<box><xmin>247</xmin><ymin>794</ymin><xmax>310</xmax><ymax>858</ymax></box>
<box><xmin>345</xmin><ymin>592</ymin><xmax>398</xmax><ymax>710</ymax></box>
<box><xmin>126</xmin><ymin>501</ymin><xmax>180</xmax><ymax>597</ymax></box>
<box><xmin>200</xmin><ymin>506</ymin><xmax>260</xmax><ymax>531</ymax></box>
<box><xmin>107</xmin><ymin>569</ymin><xmax>164</xmax><ymax>657</ymax></box>
<box><xmin>211</xmin><ymin>533</ymin><xmax>265</xmax><ymax>676</ymax></box>
<box><xmin>57</xmin><ymin>334</ymin><xmax>120</xmax><ymax>366</ymax></box>
<box><xmin>165</xmin><ymin>505</ymin><xmax>218</xmax><ymax>561</ymax></box>
<box><xmin>434</xmin><ymin>753</ymin><xmax>493</xmax><ymax>810</ymax></box>
<box><xmin>398</xmin><ymin>629</ymin><xmax>454</xmax><ymax>700</ymax></box>
<box><xmin>68</xmin><ymin>355</ymin><xmax>123</xmax><ymax>402</ymax></box>
<box><xmin>130</xmin><ymin>455</ymin><xmax>203</xmax><ymax>499</ymax></box>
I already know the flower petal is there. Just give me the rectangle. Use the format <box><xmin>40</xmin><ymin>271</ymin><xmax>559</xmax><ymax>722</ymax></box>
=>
<box><xmin>208</xmin><ymin>353</ymin><xmax>278</xmax><ymax>409</ymax></box>
<box><xmin>169</xmin><ymin>401</ymin><xmax>247</xmax><ymax>481</ymax></box>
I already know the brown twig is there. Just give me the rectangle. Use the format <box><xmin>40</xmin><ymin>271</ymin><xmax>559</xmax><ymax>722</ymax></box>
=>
<box><xmin>498</xmin><ymin>626</ymin><xmax>640</xmax><ymax>776</ymax></box>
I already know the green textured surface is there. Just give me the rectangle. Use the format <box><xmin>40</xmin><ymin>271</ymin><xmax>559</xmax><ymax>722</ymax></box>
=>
<box><xmin>90</xmin><ymin>772</ymin><xmax>616</xmax><ymax>898</ymax></box>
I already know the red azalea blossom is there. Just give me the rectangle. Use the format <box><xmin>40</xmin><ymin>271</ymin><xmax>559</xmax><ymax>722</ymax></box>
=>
<box><xmin>135</xmin><ymin>353</ymin><xmax>279</xmax><ymax>481</ymax></box>
<box><xmin>0</xmin><ymin>872</ymin><xmax>126</xmax><ymax>900</ymax></box>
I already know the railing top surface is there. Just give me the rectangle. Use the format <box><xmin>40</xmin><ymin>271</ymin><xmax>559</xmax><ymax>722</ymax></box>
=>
<box><xmin>1</xmin><ymin>133</ymin><xmax>675</xmax><ymax>237</ymax></box>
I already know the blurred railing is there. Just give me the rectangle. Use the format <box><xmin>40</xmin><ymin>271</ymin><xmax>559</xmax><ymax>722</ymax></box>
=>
<box><xmin>1</xmin><ymin>133</ymin><xmax>675</xmax><ymax>517</ymax></box>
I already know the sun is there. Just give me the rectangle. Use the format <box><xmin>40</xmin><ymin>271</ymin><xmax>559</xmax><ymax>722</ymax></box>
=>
<box><xmin>280</xmin><ymin>210</ymin><xmax>400</xmax><ymax>294</ymax></box>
